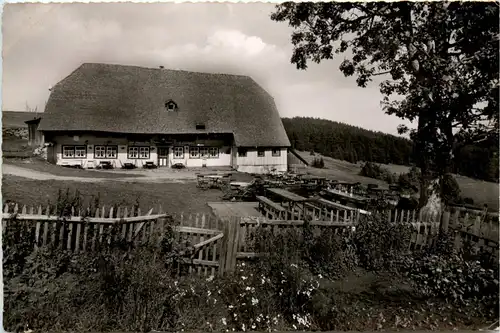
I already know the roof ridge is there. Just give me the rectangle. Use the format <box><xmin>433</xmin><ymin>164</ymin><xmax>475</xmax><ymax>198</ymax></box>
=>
<box><xmin>80</xmin><ymin>62</ymin><xmax>254</xmax><ymax>79</ymax></box>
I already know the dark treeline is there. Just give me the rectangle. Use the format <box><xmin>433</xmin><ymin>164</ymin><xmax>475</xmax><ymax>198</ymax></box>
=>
<box><xmin>282</xmin><ymin>117</ymin><xmax>414</xmax><ymax>165</ymax></box>
<box><xmin>282</xmin><ymin>117</ymin><xmax>499</xmax><ymax>182</ymax></box>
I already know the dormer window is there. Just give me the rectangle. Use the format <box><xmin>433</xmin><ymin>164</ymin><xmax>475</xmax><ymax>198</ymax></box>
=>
<box><xmin>165</xmin><ymin>100</ymin><xmax>177</xmax><ymax>112</ymax></box>
<box><xmin>196</xmin><ymin>124</ymin><xmax>206</xmax><ymax>130</ymax></box>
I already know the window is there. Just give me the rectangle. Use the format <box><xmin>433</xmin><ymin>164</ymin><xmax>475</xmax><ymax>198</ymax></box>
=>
<box><xmin>139</xmin><ymin>147</ymin><xmax>150</xmax><ymax>159</ymax></box>
<box><xmin>272</xmin><ymin>148</ymin><xmax>281</xmax><ymax>157</ymax></box>
<box><xmin>200</xmin><ymin>147</ymin><xmax>209</xmax><ymax>158</ymax></box>
<box><xmin>75</xmin><ymin>146</ymin><xmax>86</xmax><ymax>158</ymax></box>
<box><xmin>62</xmin><ymin>146</ymin><xmax>75</xmax><ymax>158</ymax></box>
<box><xmin>209</xmin><ymin>147</ymin><xmax>219</xmax><ymax>158</ymax></box>
<box><xmin>128</xmin><ymin>146</ymin><xmax>150</xmax><ymax>159</ymax></box>
<box><xmin>62</xmin><ymin>145</ymin><xmax>87</xmax><ymax>159</ymax></box>
<box><xmin>173</xmin><ymin>146</ymin><xmax>184</xmax><ymax>159</ymax></box>
<box><xmin>196</xmin><ymin>124</ymin><xmax>206</xmax><ymax>130</ymax></box>
<box><xmin>128</xmin><ymin>147</ymin><xmax>139</xmax><ymax>159</ymax></box>
<box><xmin>188</xmin><ymin>146</ymin><xmax>219</xmax><ymax>159</ymax></box>
<box><xmin>257</xmin><ymin>149</ymin><xmax>265</xmax><ymax>157</ymax></box>
<box><xmin>94</xmin><ymin>146</ymin><xmax>106</xmax><ymax>158</ymax></box>
<box><xmin>190</xmin><ymin>147</ymin><xmax>200</xmax><ymax>158</ymax></box>
<box><xmin>238</xmin><ymin>148</ymin><xmax>247</xmax><ymax>157</ymax></box>
<box><xmin>106</xmin><ymin>146</ymin><xmax>117</xmax><ymax>158</ymax></box>
<box><xmin>165</xmin><ymin>100</ymin><xmax>177</xmax><ymax>112</ymax></box>
<box><xmin>95</xmin><ymin>145</ymin><xmax>117</xmax><ymax>159</ymax></box>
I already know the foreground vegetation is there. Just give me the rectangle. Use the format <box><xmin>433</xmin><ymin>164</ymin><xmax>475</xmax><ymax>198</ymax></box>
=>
<box><xmin>3</xmin><ymin>199</ymin><xmax>498</xmax><ymax>332</ymax></box>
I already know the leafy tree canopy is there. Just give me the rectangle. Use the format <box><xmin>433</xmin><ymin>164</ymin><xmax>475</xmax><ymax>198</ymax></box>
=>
<box><xmin>272</xmin><ymin>2</ymin><xmax>499</xmax><ymax>206</ymax></box>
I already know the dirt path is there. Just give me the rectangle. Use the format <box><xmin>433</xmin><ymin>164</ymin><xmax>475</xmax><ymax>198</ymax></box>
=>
<box><xmin>2</xmin><ymin>164</ymin><xmax>196</xmax><ymax>183</ymax></box>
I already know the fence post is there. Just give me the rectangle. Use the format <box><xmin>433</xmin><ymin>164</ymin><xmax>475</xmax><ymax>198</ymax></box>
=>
<box><xmin>220</xmin><ymin>216</ymin><xmax>239</xmax><ymax>275</ymax></box>
<box><xmin>218</xmin><ymin>218</ymin><xmax>229</xmax><ymax>276</ymax></box>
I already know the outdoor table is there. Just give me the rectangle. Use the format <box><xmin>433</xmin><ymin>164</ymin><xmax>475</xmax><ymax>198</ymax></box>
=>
<box><xmin>206</xmin><ymin>175</ymin><xmax>224</xmax><ymax>188</ymax></box>
<box><xmin>266</xmin><ymin>188</ymin><xmax>314</xmax><ymax>220</ymax></box>
<box><xmin>230</xmin><ymin>182</ymin><xmax>251</xmax><ymax>190</ymax></box>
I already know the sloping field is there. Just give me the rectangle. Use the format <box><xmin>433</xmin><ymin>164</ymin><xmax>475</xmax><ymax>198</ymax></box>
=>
<box><xmin>297</xmin><ymin>151</ymin><xmax>499</xmax><ymax>211</ymax></box>
<box><xmin>2</xmin><ymin>110</ymin><xmax>40</xmax><ymax>128</ymax></box>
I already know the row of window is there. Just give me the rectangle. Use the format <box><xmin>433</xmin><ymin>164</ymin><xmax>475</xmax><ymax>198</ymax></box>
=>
<box><xmin>238</xmin><ymin>148</ymin><xmax>281</xmax><ymax>158</ymax></box>
<box><xmin>62</xmin><ymin>145</ymin><xmax>150</xmax><ymax>159</ymax></box>
<box><xmin>62</xmin><ymin>145</ymin><xmax>219</xmax><ymax>160</ymax></box>
<box><xmin>180</xmin><ymin>147</ymin><xmax>219</xmax><ymax>159</ymax></box>
<box><xmin>61</xmin><ymin>145</ymin><xmax>282</xmax><ymax>159</ymax></box>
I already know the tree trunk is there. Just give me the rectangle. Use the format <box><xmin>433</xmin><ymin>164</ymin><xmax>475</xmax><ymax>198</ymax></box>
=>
<box><xmin>418</xmin><ymin>175</ymin><xmax>430</xmax><ymax>209</ymax></box>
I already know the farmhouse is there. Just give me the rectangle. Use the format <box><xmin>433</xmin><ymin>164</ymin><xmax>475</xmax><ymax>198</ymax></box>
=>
<box><xmin>36</xmin><ymin>63</ymin><xmax>291</xmax><ymax>173</ymax></box>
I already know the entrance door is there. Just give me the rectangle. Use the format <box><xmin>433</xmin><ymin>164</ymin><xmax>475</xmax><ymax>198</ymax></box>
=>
<box><xmin>157</xmin><ymin>147</ymin><xmax>169</xmax><ymax>167</ymax></box>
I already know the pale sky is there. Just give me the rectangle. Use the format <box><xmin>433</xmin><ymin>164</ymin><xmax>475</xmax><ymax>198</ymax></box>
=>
<box><xmin>2</xmin><ymin>2</ymin><xmax>413</xmax><ymax>135</ymax></box>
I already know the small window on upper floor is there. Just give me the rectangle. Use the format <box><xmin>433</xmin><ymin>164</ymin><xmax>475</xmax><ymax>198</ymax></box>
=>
<box><xmin>165</xmin><ymin>100</ymin><xmax>177</xmax><ymax>112</ymax></box>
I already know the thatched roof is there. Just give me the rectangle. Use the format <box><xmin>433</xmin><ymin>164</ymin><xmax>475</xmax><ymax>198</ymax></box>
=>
<box><xmin>38</xmin><ymin>63</ymin><xmax>290</xmax><ymax>147</ymax></box>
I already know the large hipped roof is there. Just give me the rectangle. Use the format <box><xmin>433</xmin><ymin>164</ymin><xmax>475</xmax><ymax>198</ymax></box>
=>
<box><xmin>38</xmin><ymin>63</ymin><xmax>291</xmax><ymax>147</ymax></box>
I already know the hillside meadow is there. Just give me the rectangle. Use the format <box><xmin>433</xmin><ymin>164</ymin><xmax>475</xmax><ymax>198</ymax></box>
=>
<box><xmin>298</xmin><ymin>151</ymin><xmax>499</xmax><ymax>211</ymax></box>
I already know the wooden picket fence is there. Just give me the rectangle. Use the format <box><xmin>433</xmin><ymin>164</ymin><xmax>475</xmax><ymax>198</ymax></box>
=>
<box><xmin>2</xmin><ymin>203</ymin><xmax>498</xmax><ymax>276</ymax></box>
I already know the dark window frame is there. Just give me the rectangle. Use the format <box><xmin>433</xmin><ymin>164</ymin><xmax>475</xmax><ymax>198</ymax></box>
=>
<box><xmin>62</xmin><ymin>145</ymin><xmax>87</xmax><ymax>159</ymax></box>
<box><xmin>272</xmin><ymin>148</ymin><xmax>281</xmax><ymax>157</ymax></box>
<box><xmin>128</xmin><ymin>146</ymin><xmax>150</xmax><ymax>159</ymax></box>
<box><xmin>209</xmin><ymin>147</ymin><xmax>219</xmax><ymax>158</ymax></box>
<box><xmin>257</xmin><ymin>148</ymin><xmax>266</xmax><ymax>157</ymax></box>
<box><xmin>139</xmin><ymin>147</ymin><xmax>150</xmax><ymax>159</ymax></box>
<box><xmin>238</xmin><ymin>148</ymin><xmax>248</xmax><ymax>158</ymax></box>
<box><xmin>165</xmin><ymin>101</ymin><xmax>177</xmax><ymax>112</ymax></box>
<box><xmin>189</xmin><ymin>146</ymin><xmax>200</xmax><ymax>159</ymax></box>
<box><xmin>200</xmin><ymin>147</ymin><xmax>209</xmax><ymax>158</ymax></box>
<box><xmin>94</xmin><ymin>145</ymin><xmax>118</xmax><ymax>159</ymax></box>
<box><xmin>173</xmin><ymin>146</ymin><xmax>184</xmax><ymax>159</ymax></box>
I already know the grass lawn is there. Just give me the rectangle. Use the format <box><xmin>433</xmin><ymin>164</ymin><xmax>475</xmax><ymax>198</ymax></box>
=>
<box><xmin>2</xmin><ymin>134</ymin><xmax>32</xmax><ymax>158</ymax></box>
<box><xmin>2</xmin><ymin>175</ymin><xmax>224</xmax><ymax>215</ymax></box>
<box><xmin>298</xmin><ymin>151</ymin><xmax>499</xmax><ymax>211</ymax></box>
<box><xmin>4</xmin><ymin>157</ymin><xmax>144</xmax><ymax>179</ymax></box>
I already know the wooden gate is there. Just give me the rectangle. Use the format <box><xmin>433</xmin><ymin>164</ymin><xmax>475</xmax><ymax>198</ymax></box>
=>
<box><xmin>170</xmin><ymin>213</ymin><xmax>228</xmax><ymax>276</ymax></box>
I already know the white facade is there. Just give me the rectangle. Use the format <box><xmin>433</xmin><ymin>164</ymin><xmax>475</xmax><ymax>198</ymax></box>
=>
<box><xmin>46</xmin><ymin>134</ymin><xmax>287</xmax><ymax>173</ymax></box>
<box><xmin>235</xmin><ymin>147</ymin><xmax>288</xmax><ymax>174</ymax></box>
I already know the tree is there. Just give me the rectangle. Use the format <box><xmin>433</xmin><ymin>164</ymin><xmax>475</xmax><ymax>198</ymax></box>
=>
<box><xmin>271</xmin><ymin>2</ymin><xmax>499</xmax><ymax>208</ymax></box>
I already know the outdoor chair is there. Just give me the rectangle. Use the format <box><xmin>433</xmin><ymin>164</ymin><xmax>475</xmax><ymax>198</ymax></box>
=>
<box><xmin>197</xmin><ymin>175</ymin><xmax>210</xmax><ymax>190</ymax></box>
<box><xmin>219</xmin><ymin>175</ymin><xmax>231</xmax><ymax>190</ymax></box>
<box><xmin>122</xmin><ymin>162</ymin><xmax>136</xmax><ymax>169</ymax></box>
<box><xmin>143</xmin><ymin>162</ymin><xmax>158</xmax><ymax>169</ymax></box>
<box><xmin>99</xmin><ymin>161</ymin><xmax>113</xmax><ymax>169</ymax></box>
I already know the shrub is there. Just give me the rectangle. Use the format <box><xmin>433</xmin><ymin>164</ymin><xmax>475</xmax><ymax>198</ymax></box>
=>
<box><xmin>311</xmin><ymin>157</ymin><xmax>324</xmax><ymax>168</ymax></box>
<box><xmin>439</xmin><ymin>174</ymin><xmax>461</xmax><ymax>205</ymax></box>
<box><xmin>353</xmin><ymin>212</ymin><xmax>413</xmax><ymax>272</ymax></box>
<box><xmin>360</xmin><ymin>162</ymin><xmax>397</xmax><ymax>184</ymax></box>
<box><xmin>252</xmin><ymin>220</ymin><xmax>357</xmax><ymax>280</ymax></box>
<box><xmin>398</xmin><ymin>166</ymin><xmax>421</xmax><ymax>193</ymax></box>
<box><xmin>305</xmin><ymin>228</ymin><xmax>358</xmax><ymax>279</ymax></box>
<box><xmin>407</xmin><ymin>253</ymin><xmax>499</xmax><ymax>313</ymax></box>
<box><xmin>3</xmin><ymin>216</ymin><xmax>37</xmax><ymax>279</ymax></box>
<box><xmin>463</xmin><ymin>197</ymin><xmax>475</xmax><ymax>205</ymax></box>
